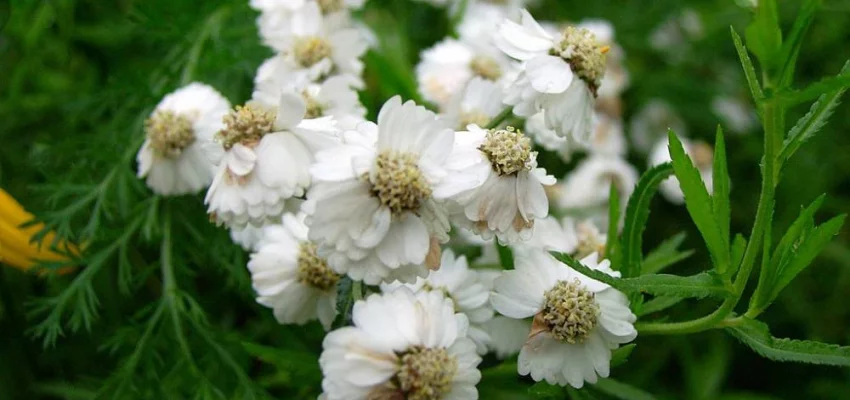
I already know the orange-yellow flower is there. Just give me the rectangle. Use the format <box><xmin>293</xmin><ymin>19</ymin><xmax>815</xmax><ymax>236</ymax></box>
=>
<box><xmin>0</xmin><ymin>188</ymin><xmax>79</xmax><ymax>274</ymax></box>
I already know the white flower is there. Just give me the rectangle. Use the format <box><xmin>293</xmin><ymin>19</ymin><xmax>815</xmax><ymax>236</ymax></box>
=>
<box><xmin>629</xmin><ymin>100</ymin><xmax>687</xmax><ymax>154</ymax></box>
<box><xmin>491</xmin><ymin>251</ymin><xmax>637</xmax><ymax>387</ymax></box>
<box><xmin>524</xmin><ymin>111</ymin><xmax>577</xmax><ymax>162</ymax></box>
<box><xmin>136</xmin><ymin>83</ymin><xmax>231</xmax><ymax>196</ymax></box>
<box><xmin>442</xmin><ymin>77</ymin><xmax>506</xmax><ymax>130</ymax></box>
<box><xmin>258</xmin><ymin>2</ymin><xmax>367</xmax><ymax>81</ymax></box>
<box><xmin>417</xmin><ymin>38</ymin><xmax>515</xmax><ymax>108</ymax></box>
<box><xmin>381</xmin><ymin>249</ymin><xmax>495</xmax><ymax>355</ymax></box>
<box><xmin>205</xmin><ymin>93</ymin><xmax>339</xmax><ymax>229</ymax></box>
<box><xmin>320</xmin><ymin>288</ymin><xmax>482</xmax><ymax>400</ymax></box>
<box><xmin>648</xmin><ymin>135</ymin><xmax>714</xmax><ymax>204</ymax></box>
<box><xmin>482</xmin><ymin>316</ymin><xmax>530</xmax><ymax>359</ymax></box>
<box><xmin>525</xmin><ymin>111</ymin><xmax>625</xmax><ymax>160</ymax></box>
<box><xmin>247</xmin><ymin>213</ymin><xmax>340</xmax><ymax>329</ymax></box>
<box><xmin>588</xmin><ymin>113</ymin><xmax>627</xmax><ymax>156</ymax></box>
<box><xmin>451</xmin><ymin>125</ymin><xmax>555</xmax><ymax>243</ymax></box>
<box><xmin>550</xmin><ymin>155</ymin><xmax>637</xmax><ymax>226</ymax></box>
<box><xmin>230</xmin><ymin>224</ymin><xmax>266</xmax><ymax>251</ymax></box>
<box><xmin>254</xmin><ymin>72</ymin><xmax>366</xmax><ymax>130</ymax></box>
<box><xmin>306</xmin><ymin>96</ymin><xmax>480</xmax><ymax>284</ymax></box>
<box><xmin>711</xmin><ymin>96</ymin><xmax>757</xmax><ymax>134</ymax></box>
<box><xmin>496</xmin><ymin>10</ymin><xmax>608</xmax><ymax>143</ymax></box>
<box><xmin>512</xmin><ymin>216</ymin><xmax>578</xmax><ymax>255</ymax></box>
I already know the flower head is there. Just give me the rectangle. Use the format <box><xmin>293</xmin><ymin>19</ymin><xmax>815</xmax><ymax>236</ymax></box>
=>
<box><xmin>248</xmin><ymin>213</ymin><xmax>339</xmax><ymax>329</ymax></box>
<box><xmin>136</xmin><ymin>83</ymin><xmax>231</xmax><ymax>196</ymax></box>
<box><xmin>205</xmin><ymin>93</ymin><xmax>340</xmax><ymax>229</ymax></box>
<box><xmin>490</xmin><ymin>251</ymin><xmax>637</xmax><ymax>387</ymax></box>
<box><xmin>450</xmin><ymin>125</ymin><xmax>555</xmax><ymax>243</ymax></box>
<box><xmin>306</xmin><ymin>96</ymin><xmax>481</xmax><ymax>284</ymax></box>
<box><xmin>319</xmin><ymin>288</ymin><xmax>481</xmax><ymax>400</ymax></box>
<box><xmin>496</xmin><ymin>10</ymin><xmax>607</xmax><ymax>143</ymax></box>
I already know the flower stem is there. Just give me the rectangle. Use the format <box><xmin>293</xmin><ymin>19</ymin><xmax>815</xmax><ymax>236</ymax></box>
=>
<box><xmin>352</xmin><ymin>280</ymin><xmax>363</xmax><ymax>301</ymax></box>
<box><xmin>637</xmin><ymin>101</ymin><xmax>781</xmax><ymax>335</ymax></box>
<box><xmin>485</xmin><ymin>107</ymin><xmax>514</xmax><ymax>130</ymax></box>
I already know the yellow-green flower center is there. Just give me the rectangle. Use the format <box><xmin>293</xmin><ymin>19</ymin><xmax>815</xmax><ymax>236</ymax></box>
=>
<box><xmin>302</xmin><ymin>91</ymin><xmax>325</xmax><ymax>119</ymax></box>
<box><xmin>215</xmin><ymin>104</ymin><xmax>276</xmax><ymax>150</ymax></box>
<box><xmin>145</xmin><ymin>110</ymin><xmax>196</xmax><ymax>158</ymax></box>
<box><xmin>397</xmin><ymin>346</ymin><xmax>457</xmax><ymax>400</ymax></box>
<box><xmin>552</xmin><ymin>26</ymin><xmax>608</xmax><ymax>92</ymax></box>
<box><xmin>478</xmin><ymin>127</ymin><xmax>534</xmax><ymax>176</ymax></box>
<box><xmin>294</xmin><ymin>36</ymin><xmax>332</xmax><ymax>68</ymax></box>
<box><xmin>469</xmin><ymin>55</ymin><xmax>502</xmax><ymax>81</ymax></box>
<box><xmin>317</xmin><ymin>0</ymin><xmax>344</xmax><ymax>14</ymax></box>
<box><xmin>541</xmin><ymin>279</ymin><xmax>600</xmax><ymax>344</ymax></box>
<box><xmin>370</xmin><ymin>152</ymin><xmax>432</xmax><ymax>217</ymax></box>
<box><xmin>296</xmin><ymin>242</ymin><xmax>339</xmax><ymax>291</ymax></box>
<box><xmin>458</xmin><ymin>111</ymin><xmax>491</xmax><ymax>130</ymax></box>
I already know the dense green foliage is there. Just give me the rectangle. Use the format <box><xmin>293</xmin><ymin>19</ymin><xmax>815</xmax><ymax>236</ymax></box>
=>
<box><xmin>1</xmin><ymin>0</ymin><xmax>849</xmax><ymax>399</ymax></box>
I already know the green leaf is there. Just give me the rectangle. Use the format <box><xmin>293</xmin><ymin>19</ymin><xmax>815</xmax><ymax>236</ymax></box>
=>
<box><xmin>729</xmin><ymin>234</ymin><xmax>747</xmax><ymax>276</ymax></box>
<box><xmin>552</xmin><ymin>252</ymin><xmax>729</xmax><ymax>299</ymax></box>
<box><xmin>776</xmin><ymin>0</ymin><xmax>820</xmax><ymax>89</ymax></box>
<box><xmin>731</xmin><ymin>27</ymin><xmax>764</xmax><ymax>102</ymax></box>
<box><xmin>529</xmin><ymin>382</ymin><xmax>564</xmax><ymax>399</ymax></box>
<box><xmin>593</xmin><ymin>379</ymin><xmax>657</xmax><ymax>400</ymax></box>
<box><xmin>778</xmin><ymin>61</ymin><xmax>850</xmax><ymax>168</ymax></box>
<box><xmin>767</xmin><ymin>214</ymin><xmax>845</xmax><ymax>304</ymax></box>
<box><xmin>497</xmin><ymin>241</ymin><xmax>514</xmax><ymax>270</ymax></box>
<box><xmin>606</xmin><ymin>183</ymin><xmax>621</xmax><ymax>269</ymax></box>
<box><xmin>712</xmin><ymin>127</ymin><xmax>731</xmax><ymax>249</ymax></box>
<box><xmin>744</xmin><ymin>0</ymin><xmax>782</xmax><ymax>74</ymax></box>
<box><xmin>667</xmin><ymin>131</ymin><xmax>730</xmax><ymax>272</ymax></box>
<box><xmin>726</xmin><ymin>318</ymin><xmax>850</xmax><ymax>366</ymax></box>
<box><xmin>620</xmin><ymin>163</ymin><xmax>674</xmax><ymax>278</ymax></box>
<box><xmin>637</xmin><ymin>295</ymin><xmax>685</xmax><ymax>316</ymax></box>
<box><xmin>642</xmin><ymin>232</ymin><xmax>694</xmax><ymax>274</ymax></box>
<box><xmin>611</xmin><ymin>344</ymin><xmax>636</xmax><ymax>367</ymax></box>
<box><xmin>775</xmin><ymin>70</ymin><xmax>850</xmax><ymax>105</ymax></box>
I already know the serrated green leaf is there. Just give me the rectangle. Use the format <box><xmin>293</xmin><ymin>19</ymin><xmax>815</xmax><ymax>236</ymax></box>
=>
<box><xmin>621</xmin><ymin>163</ymin><xmax>674</xmax><ymax>278</ymax></box>
<box><xmin>593</xmin><ymin>379</ymin><xmax>657</xmax><ymax>400</ymax></box>
<box><xmin>731</xmin><ymin>27</ymin><xmax>764</xmax><ymax>102</ymax></box>
<box><xmin>775</xmin><ymin>71</ymin><xmax>850</xmax><ymax>105</ymax></box>
<box><xmin>641</xmin><ymin>232</ymin><xmax>692</xmax><ymax>274</ymax></box>
<box><xmin>611</xmin><ymin>344</ymin><xmax>636</xmax><ymax>368</ymax></box>
<box><xmin>552</xmin><ymin>252</ymin><xmax>728</xmax><ymax>299</ymax></box>
<box><xmin>778</xmin><ymin>61</ymin><xmax>850</xmax><ymax>168</ymax></box>
<box><xmin>767</xmin><ymin>214</ymin><xmax>845</xmax><ymax>304</ymax></box>
<box><xmin>607</xmin><ymin>183</ymin><xmax>621</xmax><ymax>269</ymax></box>
<box><xmin>667</xmin><ymin>131</ymin><xmax>730</xmax><ymax>273</ymax></box>
<box><xmin>712</xmin><ymin>127</ymin><xmax>731</xmax><ymax>249</ymax></box>
<box><xmin>637</xmin><ymin>295</ymin><xmax>685</xmax><ymax>316</ymax></box>
<box><xmin>776</xmin><ymin>0</ymin><xmax>820</xmax><ymax>89</ymax></box>
<box><xmin>727</xmin><ymin>318</ymin><xmax>850</xmax><ymax>366</ymax></box>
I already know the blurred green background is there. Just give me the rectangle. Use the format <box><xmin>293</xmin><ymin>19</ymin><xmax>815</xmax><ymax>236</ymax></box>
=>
<box><xmin>1</xmin><ymin>0</ymin><xmax>849</xmax><ymax>398</ymax></box>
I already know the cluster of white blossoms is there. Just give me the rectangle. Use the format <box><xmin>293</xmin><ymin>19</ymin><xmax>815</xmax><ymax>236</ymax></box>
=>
<box><xmin>130</xmin><ymin>1</ymin><xmax>741</xmax><ymax>397</ymax></box>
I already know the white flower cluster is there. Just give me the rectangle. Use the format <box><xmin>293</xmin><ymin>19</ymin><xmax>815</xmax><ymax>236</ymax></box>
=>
<box><xmin>134</xmin><ymin>2</ymin><xmax>656</xmax><ymax>398</ymax></box>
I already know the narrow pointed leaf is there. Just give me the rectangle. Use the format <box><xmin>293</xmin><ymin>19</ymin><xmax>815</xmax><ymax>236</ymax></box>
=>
<box><xmin>776</xmin><ymin>0</ymin><xmax>820</xmax><ymax>89</ymax></box>
<box><xmin>731</xmin><ymin>27</ymin><xmax>764</xmax><ymax>102</ymax></box>
<box><xmin>607</xmin><ymin>183</ymin><xmax>621</xmax><ymax>269</ymax></box>
<box><xmin>642</xmin><ymin>232</ymin><xmax>694</xmax><ymax>274</ymax></box>
<box><xmin>744</xmin><ymin>0</ymin><xmax>782</xmax><ymax>72</ymax></box>
<box><xmin>767</xmin><ymin>214</ymin><xmax>845</xmax><ymax>303</ymax></box>
<box><xmin>727</xmin><ymin>318</ymin><xmax>850</xmax><ymax>366</ymax></box>
<box><xmin>778</xmin><ymin>61</ymin><xmax>850</xmax><ymax>168</ymax></box>
<box><xmin>729</xmin><ymin>234</ymin><xmax>747</xmax><ymax>276</ymax></box>
<box><xmin>667</xmin><ymin>131</ymin><xmax>730</xmax><ymax>272</ymax></box>
<box><xmin>553</xmin><ymin>252</ymin><xmax>728</xmax><ymax>299</ymax></box>
<box><xmin>712</xmin><ymin>127</ymin><xmax>731</xmax><ymax>246</ymax></box>
<box><xmin>621</xmin><ymin>163</ymin><xmax>674</xmax><ymax>278</ymax></box>
<box><xmin>637</xmin><ymin>295</ymin><xmax>685</xmax><ymax>316</ymax></box>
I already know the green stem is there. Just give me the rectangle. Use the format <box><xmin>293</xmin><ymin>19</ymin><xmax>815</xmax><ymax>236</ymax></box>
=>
<box><xmin>637</xmin><ymin>101</ymin><xmax>782</xmax><ymax>335</ymax></box>
<box><xmin>485</xmin><ymin>107</ymin><xmax>513</xmax><ymax>129</ymax></box>
<box><xmin>352</xmin><ymin>280</ymin><xmax>363</xmax><ymax>301</ymax></box>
